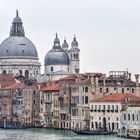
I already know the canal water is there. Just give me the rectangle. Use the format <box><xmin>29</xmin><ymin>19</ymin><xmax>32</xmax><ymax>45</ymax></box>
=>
<box><xmin>0</xmin><ymin>128</ymin><xmax>132</xmax><ymax>140</ymax></box>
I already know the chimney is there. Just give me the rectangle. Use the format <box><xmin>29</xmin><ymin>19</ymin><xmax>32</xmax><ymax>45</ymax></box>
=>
<box><xmin>135</xmin><ymin>74</ymin><xmax>139</xmax><ymax>87</ymax></box>
<box><xmin>129</xmin><ymin>73</ymin><xmax>131</xmax><ymax>80</ymax></box>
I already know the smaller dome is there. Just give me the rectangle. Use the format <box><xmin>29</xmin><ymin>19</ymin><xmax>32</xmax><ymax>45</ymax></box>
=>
<box><xmin>13</xmin><ymin>10</ymin><xmax>22</xmax><ymax>23</ymax></box>
<box><xmin>62</xmin><ymin>38</ymin><xmax>69</xmax><ymax>50</ymax></box>
<box><xmin>45</xmin><ymin>34</ymin><xmax>70</xmax><ymax>65</ymax></box>
<box><xmin>45</xmin><ymin>48</ymin><xmax>70</xmax><ymax>65</ymax></box>
<box><xmin>71</xmin><ymin>36</ymin><xmax>78</xmax><ymax>47</ymax></box>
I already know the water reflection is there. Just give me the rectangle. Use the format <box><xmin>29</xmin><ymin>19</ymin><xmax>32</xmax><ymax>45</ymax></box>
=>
<box><xmin>0</xmin><ymin>128</ymin><xmax>132</xmax><ymax>140</ymax></box>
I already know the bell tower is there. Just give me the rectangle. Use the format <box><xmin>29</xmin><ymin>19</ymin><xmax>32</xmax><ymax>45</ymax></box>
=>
<box><xmin>69</xmin><ymin>35</ymin><xmax>80</xmax><ymax>74</ymax></box>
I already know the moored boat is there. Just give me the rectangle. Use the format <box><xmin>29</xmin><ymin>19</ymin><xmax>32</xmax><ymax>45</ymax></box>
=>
<box><xmin>73</xmin><ymin>130</ymin><xmax>113</xmax><ymax>135</ymax></box>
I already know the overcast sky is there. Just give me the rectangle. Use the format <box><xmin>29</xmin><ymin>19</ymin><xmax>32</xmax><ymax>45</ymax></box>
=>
<box><xmin>0</xmin><ymin>0</ymin><xmax>140</xmax><ymax>76</ymax></box>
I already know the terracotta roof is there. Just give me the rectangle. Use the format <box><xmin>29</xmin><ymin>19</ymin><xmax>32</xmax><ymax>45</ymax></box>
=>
<box><xmin>41</xmin><ymin>82</ymin><xmax>60</xmax><ymax>91</ymax></box>
<box><xmin>93</xmin><ymin>93</ymin><xmax>140</xmax><ymax>102</ymax></box>
<box><xmin>60</xmin><ymin>74</ymin><xmax>76</xmax><ymax>81</ymax></box>
<box><xmin>0</xmin><ymin>74</ymin><xmax>15</xmax><ymax>81</ymax></box>
<box><xmin>0</xmin><ymin>74</ymin><xmax>16</xmax><ymax>88</ymax></box>
<box><xmin>72</xmin><ymin>79</ymin><xmax>91</xmax><ymax>85</ymax></box>
<box><xmin>2</xmin><ymin>83</ymin><xmax>24</xmax><ymax>90</ymax></box>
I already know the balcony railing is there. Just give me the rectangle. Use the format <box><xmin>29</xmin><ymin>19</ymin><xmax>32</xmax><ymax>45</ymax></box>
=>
<box><xmin>60</xmin><ymin>107</ymin><xmax>68</xmax><ymax>114</ymax></box>
<box><xmin>44</xmin><ymin>99</ymin><xmax>52</xmax><ymax>104</ymax></box>
<box><xmin>44</xmin><ymin>112</ymin><xmax>53</xmax><ymax>116</ymax></box>
<box><xmin>71</xmin><ymin>103</ymin><xmax>77</xmax><ymax>107</ymax></box>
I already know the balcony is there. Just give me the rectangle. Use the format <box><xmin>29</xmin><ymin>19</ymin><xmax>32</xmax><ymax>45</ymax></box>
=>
<box><xmin>44</xmin><ymin>112</ymin><xmax>53</xmax><ymax>116</ymax></box>
<box><xmin>71</xmin><ymin>103</ymin><xmax>77</xmax><ymax>107</ymax></box>
<box><xmin>60</xmin><ymin>107</ymin><xmax>68</xmax><ymax>114</ymax></box>
<box><xmin>44</xmin><ymin>99</ymin><xmax>52</xmax><ymax>104</ymax></box>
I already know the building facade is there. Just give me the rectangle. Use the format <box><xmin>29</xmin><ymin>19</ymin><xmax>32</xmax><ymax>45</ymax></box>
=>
<box><xmin>90</xmin><ymin>93</ymin><xmax>140</xmax><ymax>133</ymax></box>
<box><xmin>119</xmin><ymin>103</ymin><xmax>140</xmax><ymax>139</ymax></box>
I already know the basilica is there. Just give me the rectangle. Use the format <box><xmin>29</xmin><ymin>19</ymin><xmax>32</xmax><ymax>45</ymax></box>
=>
<box><xmin>0</xmin><ymin>11</ymin><xmax>80</xmax><ymax>81</ymax></box>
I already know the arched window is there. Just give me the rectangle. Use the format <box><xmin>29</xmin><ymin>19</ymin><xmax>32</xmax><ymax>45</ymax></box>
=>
<box><xmin>122</xmin><ymin>88</ymin><xmax>124</xmax><ymax>93</ymax></box>
<box><xmin>51</xmin><ymin>67</ymin><xmax>53</xmax><ymax>72</ymax></box>
<box><xmin>2</xmin><ymin>70</ymin><xmax>6</xmax><ymax>74</ymax></box>
<box><xmin>25</xmin><ymin>70</ymin><xmax>29</xmax><ymax>78</ymax></box>
<box><xmin>132</xmin><ymin>114</ymin><xmax>135</xmax><ymax>121</ymax></box>
<box><xmin>36</xmin><ymin>70</ymin><xmax>38</xmax><ymax>75</ymax></box>
<box><xmin>19</xmin><ymin>70</ymin><xmax>22</xmax><ymax>76</ymax></box>
<box><xmin>128</xmin><ymin>114</ymin><xmax>130</xmax><ymax>121</ymax></box>
<box><xmin>71</xmin><ymin>54</ymin><xmax>72</xmax><ymax>59</ymax></box>
<box><xmin>76</xmin><ymin>54</ymin><xmax>79</xmax><ymax>59</ymax></box>
<box><xmin>100</xmin><ymin>88</ymin><xmax>102</xmax><ymax>93</ymax></box>
<box><xmin>106</xmin><ymin>88</ymin><xmax>109</xmax><ymax>93</ymax></box>
<box><xmin>74</xmin><ymin>54</ymin><xmax>76</xmax><ymax>59</ymax></box>
<box><xmin>123</xmin><ymin>114</ymin><xmax>126</xmax><ymax>121</ymax></box>
<box><xmin>85</xmin><ymin>87</ymin><xmax>88</xmax><ymax>93</ymax></box>
<box><xmin>85</xmin><ymin>96</ymin><xmax>88</xmax><ymax>104</ymax></box>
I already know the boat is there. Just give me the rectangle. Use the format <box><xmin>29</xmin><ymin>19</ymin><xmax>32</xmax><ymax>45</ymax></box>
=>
<box><xmin>73</xmin><ymin>130</ymin><xmax>113</xmax><ymax>135</ymax></box>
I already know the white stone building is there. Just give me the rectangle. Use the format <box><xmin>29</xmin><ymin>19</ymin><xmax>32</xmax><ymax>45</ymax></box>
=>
<box><xmin>0</xmin><ymin>11</ymin><xmax>41</xmax><ymax>79</ymax></box>
<box><xmin>120</xmin><ymin>103</ymin><xmax>140</xmax><ymax>138</ymax></box>
<box><xmin>90</xmin><ymin>93</ymin><xmax>140</xmax><ymax>133</ymax></box>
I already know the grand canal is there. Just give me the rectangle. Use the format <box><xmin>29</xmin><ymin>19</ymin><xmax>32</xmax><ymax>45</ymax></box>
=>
<box><xmin>0</xmin><ymin>128</ymin><xmax>133</xmax><ymax>140</ymax></box>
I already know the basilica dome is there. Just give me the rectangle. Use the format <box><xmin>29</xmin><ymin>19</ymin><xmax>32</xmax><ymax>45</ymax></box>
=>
<box><xmin>0</xmin><ymin>36</ymin><xmax>38</xmax><ymax>58</ymax></box>
<box><xmin>0</xmin><ymin>10</ymin><xmax>38</xmax><ymax>58</ymax></box>
<box><xmin>44</xmin><ymin>34</ymin><xmax>70</xmax><ymax>65</ymax></box>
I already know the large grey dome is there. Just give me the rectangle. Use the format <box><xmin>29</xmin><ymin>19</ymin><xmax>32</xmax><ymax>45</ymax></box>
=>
<box><xmin>0</xmin><ymin>10</ymin><xmax>38</xmax><ymax>59</ymax></box>
<box><xmin>45</xmin><ymin>34</ymin><xmax>70</xmax><ymax>65</ymax></box>
<box><xmin>0</xmin><ymin>36</ymin><xmax>38</xmax><ymax>58</ymax></box>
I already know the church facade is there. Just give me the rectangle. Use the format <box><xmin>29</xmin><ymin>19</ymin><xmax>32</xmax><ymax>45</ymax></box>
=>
<box><xmin>0</xmin><ymin>11</ymin><xmax>80</xmax><ymax>81</ymax></box>
<box><xmin>44</xmin><ymin>34</ymin><xmax>80</xmax><ymax>81</ymax></box>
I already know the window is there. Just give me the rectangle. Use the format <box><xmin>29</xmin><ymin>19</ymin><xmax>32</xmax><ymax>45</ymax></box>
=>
<box><xmin>19</xmin><ymin>70</ymin><xmax>22</xmax><ymax>76</ymax></box>
<box><xmin>122</xmin><ymin>88</ymin><xmax>124</xmax><ymax>93</ymax></box>
<box><xmin>41</xmin><ymin>99</ymin><xmax>43</xmax><ymax>104</ymax></box>
<box><xmin>85</xmin><ymin>96</ymin><xmax>88</xmax><ymax>104</ymax></box>
<box><xmin>106</xmin><ymin>88</ymin><xmax>109</xmax><ymax>93</ymax></box>
<box><xmin>132</xmin><ymin>114</ymin><xmax>135</xmax><ymax>121</ymax></box>
<box><xmin>33</xmin><ymin>90</ymin><xmax>36</xmax><ymax>96</ymax></box>
<box><xmin>123</xmin><ymin>114</ymin><xmax>126</xmax><ymax>121</ymax></box>
<box><xmin>108</xmin><ymin>105</ymin><xmax>110</xmax><ymax>110</ymax></box>
<box><xmin>25</xmin><ymin>70</ymin><xmax>29</xmax><ymax>78</ymax></box>
<box><xmin>33</xmin><ymin>100</ymin><xmax>36</xmax><ymax>104</ymax></box>
<box><xmin>2</xmin><ymin>70</ymin><xmax>6</xmax><ymax>74</ymax></box>
<box><xmin>132</xmin><ymin>88</ymin><xmax>134</xmax><ymax>93</ymax></box>
<box><xmin>76</xmin><ymin>54</ymin><xmax>79</xmax><ymax>59</ymax></box>
<box><xmin>91</xmin><ymin>122</ymin><xmax>94</xmax><ymax>128</ymax></box>
<box><xmin>85</xmin><ymin>87</ymin><xmax>88</xmax><ymax>93</ymax></box>
<box><xmin>116</xmin><ymin>105</ymin><xmax>118</xmax><ymax>111</ymax></box>
<box><xmin>51</xmin><ymin>67</ymin><xmax>53</xmax><ymax>72</ymax></box>
<box><xmin>112</xmin><ymin>105</ymin><xmax>114</xmax><ymax>110</ymax></box>
<box><xmin>100</xmin><ymin>88</ymin><xmax>102</xmax><ymax>93</ymax></box>
<box><xmin>128</xmin><ymin>114</ymin><xmax>130</xmax><ymax>121</ymax></box>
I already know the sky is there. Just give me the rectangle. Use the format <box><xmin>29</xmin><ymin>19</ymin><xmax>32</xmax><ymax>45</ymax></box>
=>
<box><xmin>0</xmin><ymin>0</ymin><xmax>140</xmax><ymax>77</ymax></box>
